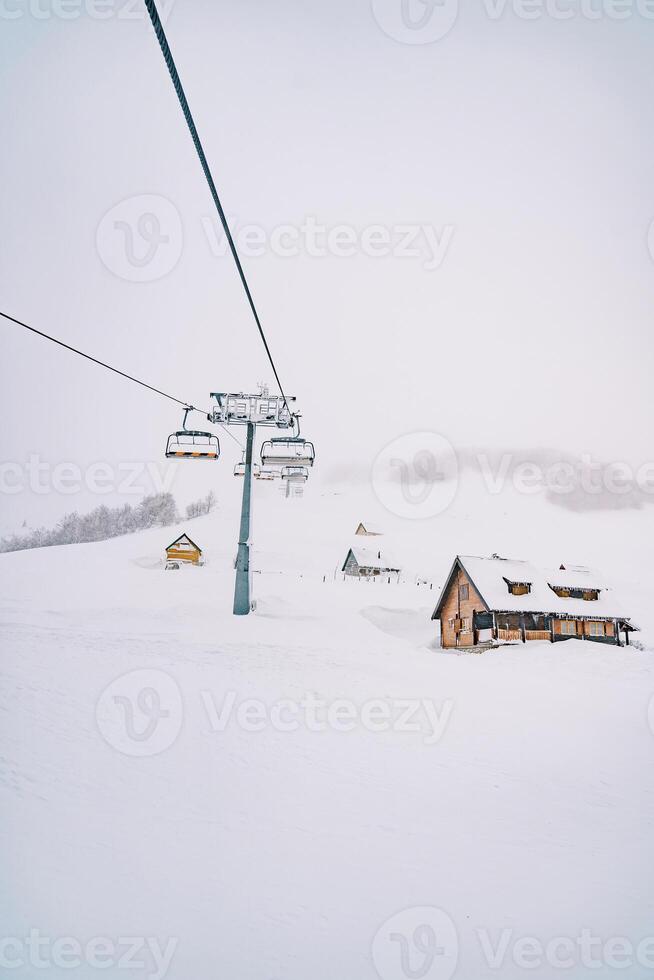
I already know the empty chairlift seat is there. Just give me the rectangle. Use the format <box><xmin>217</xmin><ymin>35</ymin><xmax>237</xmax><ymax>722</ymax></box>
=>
<box><xmin>281</xmin><ymin>465</ymin><xmax>309</xmax><ymax>483</ymax></box>
<box><xmin>260</xmin><ymin>437</ymin><xmax>315</xmax><ymax>468</ymax></box>
<box><xmin>233</xmin><ymin>461</ymin><xmax>262</xmax><ymax>478</ymax></box>
<box><xmin>165</xmin><ymin>431</ymin><xmax>220</xmax><ymax>460</ymax></box>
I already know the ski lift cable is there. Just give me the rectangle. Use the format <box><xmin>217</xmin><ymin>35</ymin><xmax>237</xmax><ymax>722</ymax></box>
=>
<box><xmin>0</xmin><ymin>309</ymin><xmax>244</xmax><ymax>448</ymax></box>
<box><xmin>142</xmin><ymin>0</ymin><xmax>293</xmax><ymax>417</ymax></box>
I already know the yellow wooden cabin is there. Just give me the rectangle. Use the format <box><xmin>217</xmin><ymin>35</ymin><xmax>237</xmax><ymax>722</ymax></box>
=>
<box><xmin>165</xmin><ymin>533</ymin><xmax>203</xmax><ymax>569</ymax></box>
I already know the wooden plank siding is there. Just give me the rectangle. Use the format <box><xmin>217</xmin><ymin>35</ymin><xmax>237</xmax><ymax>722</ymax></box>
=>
<box><xmin>552</xmin><ymin>619</ymin><xmax>616</xmax><ymax>640</ymax></box>
<box><xmin>166</xmin><ymin>548</ymin><xmax>201</xmax><ymax>565</ymax></box>
<box><xmin>439</xmin><ymin>566</ymin><xmax>487</xmax><ymax>649</ymax></box>
<box><xmin>497</xmin><ymin>628</ymin><xmax>521</xmax><ymax>642</ymax></box>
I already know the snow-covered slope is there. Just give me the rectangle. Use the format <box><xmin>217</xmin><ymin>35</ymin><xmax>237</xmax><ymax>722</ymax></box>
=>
<box><xmin>1</xmin><ymin>475</ymin><xmax>653</xmax><ymax>979</ymax></box>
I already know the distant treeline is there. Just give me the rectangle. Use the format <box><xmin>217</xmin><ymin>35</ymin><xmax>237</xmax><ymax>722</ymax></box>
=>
<box><xmin>0</xmin><ymin>491</ymin><xmax>216</xmax><ymax>555</ymax></box>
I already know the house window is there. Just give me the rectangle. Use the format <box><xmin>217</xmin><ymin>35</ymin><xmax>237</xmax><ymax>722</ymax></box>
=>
<box><xmin>459</xmin><ymin>584</ymin><xmax>469</xmax><ymax>600</ymax></box>
<box><xmin>507</xmin><ymin>581</ymin><xmax>531</xmax><ymax>596</ymax></box>
<box><xmin>560</xmin><ymin>620</ymin><xmax>577</xmax><ymax>635</ymax></box>
<box><xmin>551</xmin><ymin>585</ymin><xmax>600</xmax><ymax>600</ymax></box>
<box><xmin>588</xmin><ymin>621</ymin><xmax>605</xmax><ymax>637</ymax></box>
<box><xmin>460</xmin><ymin>617</ymin><xmax>471</xmax><ymax>632</ymax></box>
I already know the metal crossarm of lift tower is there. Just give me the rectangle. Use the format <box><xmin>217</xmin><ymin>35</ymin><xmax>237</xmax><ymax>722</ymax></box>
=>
<box><xmin>210</xmin><ymin>392</ymin><xmax>297</xmax><ymax>428</ymax></box>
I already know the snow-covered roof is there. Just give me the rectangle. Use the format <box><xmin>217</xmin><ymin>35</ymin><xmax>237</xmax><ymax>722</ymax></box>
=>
<box><xmin>435</xmin><ymin>555</ymin><xmax>632</xmax><ymax>620</ymax></box>
<box><xmin>345</xmin><ymin>544</ymin><xmax>400</xmax><ymax>571</ymax></box>
<box><xmin>548</xmin><ymin>565</ymin><xmax>606</xmax><ymax>590</ymax></box>
<box><xmin>355</xmin><ymin>521</ymin><xmax>383</xmax><ymax>535</ymax></box>
<box><xmin>166</xmin><ymin>533</ymin><xmax>202</xmax><ymax>552</ymax></box>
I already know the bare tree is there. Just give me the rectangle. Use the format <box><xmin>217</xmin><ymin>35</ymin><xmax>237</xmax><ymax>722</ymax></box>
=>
<box><xmin>0</xmin><ymin>492</ymin><xmax>180</xmax><ymax>554</ymax></box>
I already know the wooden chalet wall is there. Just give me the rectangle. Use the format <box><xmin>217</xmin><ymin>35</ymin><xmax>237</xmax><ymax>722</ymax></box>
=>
<box><xmin>552</xmin><ymin>618</ymin><xmax>615</xmax><ymax>640</ymax></box>
<box><xmin>439</xmin><ymin>565</ymin><xmax>486</xmax><ymax>648</ymax></box>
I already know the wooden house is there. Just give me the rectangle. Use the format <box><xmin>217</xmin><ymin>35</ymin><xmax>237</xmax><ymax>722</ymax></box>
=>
<box><xmin>342</xmin><ymin>545</ymin><xmax>400</xmax><ymax>579</ymax></box>
<box><xmin>432</xmin><ymin>555</ymin><xmax>638</xmax><ymax>649</ymax></box>
<box><xmin>355</xmin><ymin>521</ymin><xmax>383</xmax><ymax>537</ymax></box>
<box><xmin>165</xmin><ymin>533</ymin><xmax>203</xmax><ymax>569</ymax></box>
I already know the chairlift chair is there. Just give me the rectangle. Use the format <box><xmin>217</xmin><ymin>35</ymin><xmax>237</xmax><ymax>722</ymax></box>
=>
<box><xmin>260</xmin><ymin>437</ymin><xmax>315</xmax><ymax>469</ymax></box>
<box><xmin>281</xmin><ymin>465</ymin><xmax>309</xmax><ymax>483</ymax></box>
<box><xmin>165</xmin><ymin>408</ymin><xmax>220</xmax><ymax>460</ymax></box>
<box><xmin>165</xmin><ymin>430</ymin><xmax>220</xmax><ymax>460</ymax></box>
<box><xmin>234</xmin><ymin>460</ymin><xmax>262</xmax><ymax>479</ymax></box>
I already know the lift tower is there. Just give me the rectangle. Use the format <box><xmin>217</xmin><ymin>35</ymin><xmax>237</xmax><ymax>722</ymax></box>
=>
<box><xmin>210</xmin><ymin>390</ymin><xmax>296</xmax><ymax>615</ymax></box>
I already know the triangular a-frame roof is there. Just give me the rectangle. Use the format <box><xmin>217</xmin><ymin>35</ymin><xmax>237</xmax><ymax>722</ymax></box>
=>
<box><xmin>355</xmin><ymin>521</ymin><xmax>383</xmax><ymax>536</ymax></box>
<box><xmin>166</xmin><ymin>532</ymin><xmax>202</xmax><ymax>553</ymax></box>
<box><xmin>431</xmin><ymin>557</ymin><xmax>490</xmax><ymax>620</ymax></box>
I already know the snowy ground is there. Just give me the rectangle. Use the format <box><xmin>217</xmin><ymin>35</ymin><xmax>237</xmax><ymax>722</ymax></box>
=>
<box><xmin>1</xmin><ymin>475</ymin><xmax>653</xmax><ymax>980</ymax></box>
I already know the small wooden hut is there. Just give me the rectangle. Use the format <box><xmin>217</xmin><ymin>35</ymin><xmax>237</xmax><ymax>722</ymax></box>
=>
<box><xmin>165</xmin><ymin>533</ymin><xmax>203</xmax><ymax>569</ymax></box>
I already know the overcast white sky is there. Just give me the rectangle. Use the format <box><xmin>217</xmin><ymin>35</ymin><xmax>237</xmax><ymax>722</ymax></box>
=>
<box><xmin>1</xmin><ymin>0</ymin><xmax>653</xmax><ymax>524</ymax></box>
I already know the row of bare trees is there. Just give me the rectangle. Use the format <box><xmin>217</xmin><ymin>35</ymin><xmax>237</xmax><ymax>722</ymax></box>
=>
<box><xmin>0</xmin><ymin>491</ymin><xmax>217</xmax><ymax>554</ymax></box>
